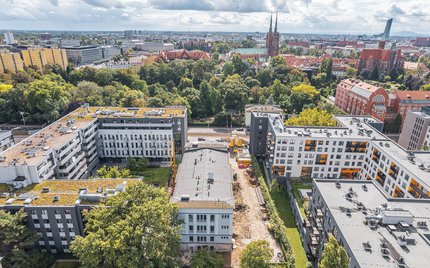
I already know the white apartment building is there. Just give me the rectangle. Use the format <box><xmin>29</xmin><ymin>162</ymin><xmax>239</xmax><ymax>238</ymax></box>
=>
<box><xmin>171</xmin><ymin>149</ymin><xmax>233</xmax><ymax>252</ymax></box>
<box><xmin>0</xmin><ymin>130</ymin><xmax>14</xmax><ymax>152</ymax></box>
<box><xmin>398</xmin><ymin>107</ymin><xmax>430</xmax><ymax>150</ymax></box>
<box><xmin>251</xmin><ymin>112</ymin><xmax>430</xmax><ymax>199</ymax></box>
<box><xmin>0</xmin><ymin>106</ymin><xmax>187</xmax><ymax>187</ymax></box>
<box><xmin>3</xmin><ymin>31</ymin><xmax>15</xmax><ymax>45</ymax></box>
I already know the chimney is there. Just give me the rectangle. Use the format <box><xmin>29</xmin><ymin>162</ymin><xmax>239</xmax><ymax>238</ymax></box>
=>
<box><xmin>378</xmin><ymin>41</ymin><xmax>386</xmax><ymax>50</ymax></box>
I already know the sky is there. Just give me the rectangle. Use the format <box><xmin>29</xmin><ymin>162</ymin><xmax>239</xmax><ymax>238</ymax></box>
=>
<box><xmin>0</xmin><ymin>0</ymin><xmax>429</xmax><ymax>35</ymax></box>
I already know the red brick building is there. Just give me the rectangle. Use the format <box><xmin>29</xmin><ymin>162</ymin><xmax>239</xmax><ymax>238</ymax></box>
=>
<box><xmin>358</xmin><ymin>42</ymin><xmax>402</xmax><ymax>77</ymax></box>
<box><xmin>393</xmin><ymin>91</ymin><xmax>430</xmax><ymax>121</ymax></box>
<box><xmin>335</xmin><ymin>79</ymin><xmax>430</xmax><ymax>125</ymax></box>
<box><xmin>335</xmin><ymin>79</ymin><xmax>389</xmax><ymax>121</ymax></box>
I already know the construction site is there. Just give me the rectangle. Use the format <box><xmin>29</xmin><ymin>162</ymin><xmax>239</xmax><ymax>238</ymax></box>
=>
<box><xmin>227</xmin><ymin>136</ymin><xmax>283</xmax><ymax>267</ymax></box>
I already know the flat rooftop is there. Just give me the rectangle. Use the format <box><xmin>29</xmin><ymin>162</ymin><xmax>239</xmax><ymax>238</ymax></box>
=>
<box><xmin>0</xmin><ymin>106</ymin><xmax>186</xmax><ymax>166</ymax></box>
<box><xmin>171</xmin><ymin>148</ymin><xmax>233</xmax><ymax>209</ymax></box>
<box><xmin>246</xmin><ymin>105</ymin><xmax>282</xmax><ymax>113</ymax></box>
<box><xmin>314</xmin><ymin>179</ymin><xmax>430</xmax><ymax>268</ymax></box>
<box><xmin>269</xmin><ymin>114</ymin><xmax>387</xmax><ymax>141</ymax></box>
<box><xmin>0</xmin><ymin>179</ymin><xmax>141</xmax><ymax>206</ymax></box>
<box><xmin>372</xmin><ymin>141</ymin><xmax>430</xmax><ymax>190</ymax></box>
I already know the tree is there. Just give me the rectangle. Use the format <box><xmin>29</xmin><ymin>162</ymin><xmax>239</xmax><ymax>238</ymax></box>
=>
<box><xmin>232</xmin><ymin>54</ymin><xmax>248</xmax><ymax>76</ymax></box>
<box><xmin>319</xmin><ymin>236</ymin><xmax>349</xmax><ymax>268</ymax></box>
<box><xmin>288</xmin><ymin>84</ymin><xmax>320</xmax><ymax>113</ymax></box>
<box><xmin>190</xmin><ymin>250</ymin><xmax>224</xmax><ymax>268</ymax></box>
<box><xmin>384</xmin><ymin>113</ymin><xmax>402</xmax><ymax>133</ymax></box>
<box><xmin>181</xmin><ymin>87</ymin><xmax>205</xmax><ymax>118</ymax></box>
<box><xmin>359</xmin><ymin>69</ymin><xmax>370</xmax><ymax>79</ymax></box>
<box><xmin>345</xmin><ymin>67</ymin><xmax>357</xmax><ymax>78</ymax></box>
<box><xmin>24</xmin><ymin>78</ymin><xmax>71</xmax><ymax>123</ymax></box>
<box><xmin>0</xmin><ymin>84</ymin><xmax>13</xmax><ymax>91</ymax></box>
<box><xmin>222</xmin><ymin>62</ymin><xmax>234</xmax><ymax>77</ymax></box>
<box><xmin>220</xmin><ymin>78</ymin><xmax>249</xmax><ymax>112</ymax></box>
<box><xmin>270</xmin><ymin>56</ymin><xmax>286</xmax><ymax>67</ymax></box>
<box><xmin>96</xmin><ymin>165</ymin><xmax>131</xmax><ymax>178</ymax></box>
<box><xmin>70</xmin><ymin>182</ymin><xmax>182</xmax><ymax>268</ymax></box>
<box><xmin>269</xmin><ymin>79</ymin><xmax>290</xmax><ymax>104</ymax></box>
<box><xmin>320</xmin><ymin>58</ymin><xmax>333</xmax><ymax>82</ymax></box>
<box><xmin>0</xmin><ymin>209</ymin><xmax>54</xmax><ymax>268</ymax></box>
<box><xmin>421</xmin><ymin>84</ymin><xmax>430</xmax><ymax>91</ymax></box>
<box><xmin>71</xmin><ymin>81</ymin><xmax>104</xmax><ymax>106</ymax></box>
<box><xmin>127</xmin><ymin>157</ymin><xmax>149</xmax><ymax>175</ymax></box>
<box><xmin>239</xmin><ymin>240</ymin><xmax>273</xmax><ymax>268</ymax></box>
<box><xmin>200</xmin><ymin>80</ymin><xmax>220</xmax><ymax>116</ymax></box>
<box><xmin>285</xmin><ymin>108</ymin><xmax>337</xmax><ymax>126</ymax></box>
<box><xmin>256</xmin><ymin>68</ymin><xmax>272</xmax><ymax>87</ymax></box>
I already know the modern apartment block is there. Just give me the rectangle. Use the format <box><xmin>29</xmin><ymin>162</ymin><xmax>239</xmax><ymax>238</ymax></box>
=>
<box><xmin>307</xmin><ymin>179</ymin><xmax>430</xmax><ymax>267</ymax></box>
<box><xmin>171</xmin><ymin>148</ymin><xmax>233</xmax><ymax>252</ymax></box>
<box><xmin>245</xmin><ymin>104</ymin><xmax>282</xmax><ymax>128</ymax></box>
<box><xmin>0</xmin><ymin>130</ymin><xmax>14</xmax><ymax>152</ymax></box>
<box><xmin>64</xmin><ymin>46</ymin><xmax>102</xmax><ymax>65</ymax></box>
<box><xmin>398</xmin><ymin>107</ymin><xmax>430</xmax><ymax>150</ymax></box>
<box><xmin>0</xmin><ymin>105</ymin><xmax>187</xmax><ymax>186</ymax></box>
<box><xmin>0</xmin><ymin>179</ymin><xmax>140</xmax><ymax>254</ymax></box>
<box><xmin>21</xmin><ymin>48</ymin><xmax>68</xmax><ymax>70</ymax></box>
<box><xmin>250</xmin><ymin>111</ymin><xmax>430</xmax><ymax>199</ymax></box>
<box><xmin>0</xmin><ymin>52</ymin><xmax>24</xmax><ymax>73</ymax></box>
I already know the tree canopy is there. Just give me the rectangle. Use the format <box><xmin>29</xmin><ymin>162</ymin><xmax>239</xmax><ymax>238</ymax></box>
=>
<box><xmin>190</xmin><ymin>250</ymin><xmax>224</xmax><ymax>268</ymax></box>
<box><xmin>96</xmin><ymin>165</ymin><xmax>131</xmax><ymax>178</ymax></box>
<box><xmin>319</xmin><ymin>236</ymin><xmax>349</xmax><ymax>268</ymax></box>
<box><xmin>285</xmin><ymin>108</ymin><xmax>337</xmax><ymax>127</ymax></box>
<box><xmin>70</xmin><ymin>182</ymin><xmax>182</xmax><ymax>268</ymax></box>
<box><xmin>0</xmin><ymin>209</ymin><xmax>54</xmax><ymax>268</ymax></box>
<box><xmin>239</xmin><ymin>240</ymin><xmax>273</xmax><ymax>268</ymax></box>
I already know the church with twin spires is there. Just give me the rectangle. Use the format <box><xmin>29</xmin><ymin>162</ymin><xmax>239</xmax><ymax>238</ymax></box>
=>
<box><xmin>229</xmin><ymin>13</ymin><xmax>280</xmax><ymax>62</ymax></box>
<box><xmin>266</xmin><ymin>12</ymin><xmax>280</xmax><ymax>57</ymax></box>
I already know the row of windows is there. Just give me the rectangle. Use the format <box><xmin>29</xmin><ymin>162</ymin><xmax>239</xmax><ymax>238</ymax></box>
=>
<box><xmin>188</xmin><ymin>214</ymin><xmax>230</xmax><ymax>222</ymax></box>
<box><xmin>32</xmin><ymin>209</ymin><xmax>72</xmax><ymax>215</ymax></box>
<box><xmin>101</xmin><ymin>134</ymin><xmax>171</xmax><ymax>141</ymax></box>
<box><xmin>189</xmin><ymin>236</ymin><xmax>229</xmax><ymax>242</ymax></box>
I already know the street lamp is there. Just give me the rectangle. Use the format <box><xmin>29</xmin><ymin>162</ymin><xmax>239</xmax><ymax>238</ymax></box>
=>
<box><xmin>19</xmin><ymin>111</ymin><xmax>26</xmax><ymax>126</ymax></box>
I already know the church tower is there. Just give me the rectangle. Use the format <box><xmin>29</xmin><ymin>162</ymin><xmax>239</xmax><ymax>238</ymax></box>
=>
<box><xmin>266</xmin><ymin>13</ymin><xmax>280</xmax><ymax>57</ymax></box>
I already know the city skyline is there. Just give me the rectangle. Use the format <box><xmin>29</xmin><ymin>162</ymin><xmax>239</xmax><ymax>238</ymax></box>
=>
<box><xmin>1</xmin><ymin>0</ymin><xmax>429</xmax><ymax>35</ymax></box>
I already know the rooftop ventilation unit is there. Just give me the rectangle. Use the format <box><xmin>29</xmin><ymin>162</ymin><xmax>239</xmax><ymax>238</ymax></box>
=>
<box><xmin>335</xmin><ymin>181</ymin><xmax>341</xmax><ymax>189</ymax></box>
<box><xmin>417</xmin><ymin>221</ymin><xmax>428</xmax><ymax>229</ymax></box>
<box><xmin>380</xmin><ymin>242</ymin><xmax>390</xmax><ymax>257</ymax></box>
<box><xmin>362</xmin><ymin>241</ymin><xmax>372</xmax><ymax>251</ymax></box>
<box><xmin>362</xmin><ymin>184</ymin><xmax>368</xmax><ymax>191</ymax></box>
<box><xmin>396</xmin><ymin>257</ymin><xmax>406</xmax><ymax>268</ymax></box>
<box><xmin>207</xmin><ymin>172</ymin><xmax>214</xmax><ymax>184</ymax></box>
<box><xmin>53</xmin><ymin>195</ymin><xmax>60</xmax><ymax>202</ymax></box>
<box><xmin>42</xmin><ymin>187</ymin><xmax>50</xmax><ymax>193</ymax></box>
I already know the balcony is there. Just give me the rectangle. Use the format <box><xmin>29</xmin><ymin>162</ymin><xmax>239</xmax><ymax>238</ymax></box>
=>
<box><xmin>409</xmin><ymin>183</ymin><xmax>430</xmax><ymax>199</ymax></box>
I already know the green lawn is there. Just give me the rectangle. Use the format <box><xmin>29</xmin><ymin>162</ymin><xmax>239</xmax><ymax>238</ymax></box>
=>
<box><xmin>290</xmin><ymin>182</ymin><xmax>313</xmax><ymax>218</ymax></box>
<box><xmin>271</xmin><ymin>188</ymin><xmax>308</xmax><ymax>268</ymax></box>
<box><xmin>141</xmin><ymin>167</ymin><xmax>171</xmax><ymax>187</ymax></box>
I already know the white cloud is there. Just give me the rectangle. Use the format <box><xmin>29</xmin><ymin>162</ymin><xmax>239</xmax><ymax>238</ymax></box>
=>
<box><xmin>0</xmin><ymin>0</ymin><xmax>428</xmax><ymax>34</ymax></box>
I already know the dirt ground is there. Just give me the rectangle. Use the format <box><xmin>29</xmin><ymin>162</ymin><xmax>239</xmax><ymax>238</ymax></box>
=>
<box><xmin>228</xmin><ymin>156</ymin><xmax>282</xmax><ymax>267</ymax></box>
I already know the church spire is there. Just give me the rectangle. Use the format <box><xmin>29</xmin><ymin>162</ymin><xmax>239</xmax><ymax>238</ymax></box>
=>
<box><xmin>269</xmin><ymin>12</ymin><xmax>273</xmax><ymax>32</ymax></box>
<box><xmin>274</xmin><ymin>12</ymin><xmax>278</xmax><ymax>33</ymax></box>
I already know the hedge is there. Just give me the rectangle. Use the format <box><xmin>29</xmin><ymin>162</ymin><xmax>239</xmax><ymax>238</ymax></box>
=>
<box><xmin>257</xmin><ymin>175</ymin><xmax>295</xmax><ymax>268</ymax></box>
